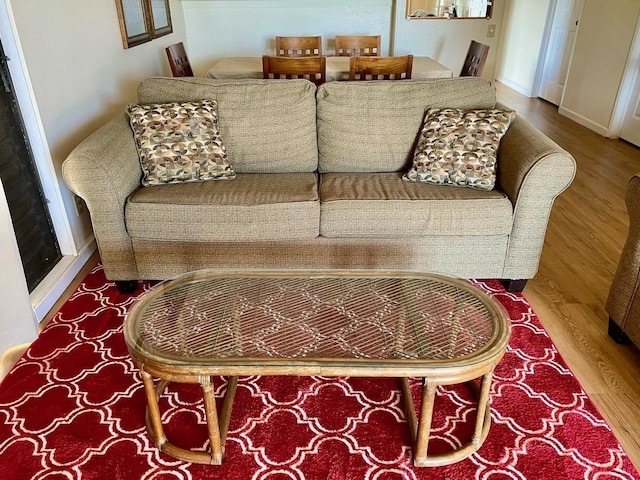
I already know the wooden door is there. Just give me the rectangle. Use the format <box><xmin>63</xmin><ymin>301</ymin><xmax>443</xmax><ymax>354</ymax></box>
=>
<box><xmin>0</xmin><ymin>41</ymin><xmax>61</xmax><ymax>292</ymax></box>
<box><xmin>538</xmin><ymin>0</ymin><xmax>583</xmax><ymax>106</ymax></box>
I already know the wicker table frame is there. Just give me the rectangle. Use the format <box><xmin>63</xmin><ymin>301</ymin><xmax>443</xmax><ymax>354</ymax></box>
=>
<box><xmin>124</xmin><ymin>271</ymin><xmax>510</xmax><ymax>467</ymax></box>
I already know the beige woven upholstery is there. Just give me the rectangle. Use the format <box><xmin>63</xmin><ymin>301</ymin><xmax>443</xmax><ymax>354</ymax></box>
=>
<box><xmin>319</xmin><ymin>173</ymin><xmax>513</xmax><ymax>237</ymax></box>
<box><xmin>316</xmin><ymin>77</ymin><xmax>496</xmax><ymax>172</ymax></box>
<box><xmin>136</xmin><ymin>77</ymin><xmax>318</xmax><ymax>173</ymax></box>
<box><xmin>606</xmin><ymin>174</ymin><xmax>640</xmax><ymax>346</ymax></box>
<box><xmin>62</xmin><ymin>76</ymin><xmax>576</xmax><ymax>291</ymax></box>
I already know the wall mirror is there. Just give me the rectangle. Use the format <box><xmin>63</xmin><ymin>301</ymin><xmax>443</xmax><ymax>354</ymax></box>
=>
<box><xmin>407</xmin><ymin>0</ymin><xmax>492</xmax><ymax>19</ymax></box>
<box><xmin>116</xmin><ymin>0</ymin><xmax>173</xmax><ymax>48</ymax></box>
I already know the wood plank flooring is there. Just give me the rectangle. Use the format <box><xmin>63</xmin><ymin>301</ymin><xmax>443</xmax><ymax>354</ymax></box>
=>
<box><xmin>2</xmin><ymin>82</ymin><xmax>640</xmax><ymax>470</ymax></box>
<box><xmin>496</xmin><ymin>82</ymin><xmax>640</xmax><ymax>470</ymax></box>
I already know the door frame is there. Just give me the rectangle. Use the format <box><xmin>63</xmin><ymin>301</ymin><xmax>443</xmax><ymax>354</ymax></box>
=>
<box><xmin>608</xmin><ymin>13</ymin><xmax>640</xmax><ymax>139</ymax></box>
<box><xmin>532</xmin><ymin>0</ymin><xmax>583</xmax><ymax>102</ymax></box>
<box><xmin>531</xmin><ymin>0</ymin><xmax>558</xmax><ymax>99</ymax></box>
<box><xmin>0</xmin><ymin>0</ymin><xmax>95</xmax><ymax>322</ymax></box>
<box><xmin>0</xmin><ymin>1</ymin><xmax>74</xmax><ymax>255</ymax></box>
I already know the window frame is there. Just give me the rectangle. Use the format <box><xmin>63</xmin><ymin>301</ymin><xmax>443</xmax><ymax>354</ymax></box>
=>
<box><xmin>116</xmin><ymin>0</ymin><xmax>173</xmax><ymax>49</ymax></box>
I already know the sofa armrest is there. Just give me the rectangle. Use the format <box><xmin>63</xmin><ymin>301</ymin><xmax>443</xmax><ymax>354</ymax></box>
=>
<box><xmin>606</xmin><ymin>174</ymin><xmax>640</xmax><ymax>345</ymax></box>
<box><xmin>497</xmin><ymin>116</ymin><xmax>576</xmax><ymax>279</ymax></box>
<box><xmin>62</xmin><ymin>113</ymin><xmax>142</xmax><ymax>280</ymax></box>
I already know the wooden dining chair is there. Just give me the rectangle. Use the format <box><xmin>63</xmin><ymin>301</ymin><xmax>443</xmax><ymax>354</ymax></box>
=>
<box><xmin>334</xmin><ymin>35</ymin><xmax>381</xmax><ymax>57</ymax></box>
<box><xmin>165</xmin><ymin>42</ymin><xmax>194</xmax><ymax>77</ymax></box>
<box><xmin>275</xmin><ymin>36</ymin><xmax>322</xmax><ymax>57</ymax></box>
<box><xmin>262</xmin><ymin>55</ymin><xmax>326</xmax><ymax>86</ymax></box>
<box><xmin>349</xmin><ymin>55</ymin><xmax>413</xmax><ymax>80</ymax></box>
<box><xmin>460</xmin><ymin>40</ymin><xmax>489</xmax><ymax>77</ymax></box>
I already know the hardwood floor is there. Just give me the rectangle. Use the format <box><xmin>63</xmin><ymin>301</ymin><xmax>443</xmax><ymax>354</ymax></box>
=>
<box><xmin>496</xmin><ymin>82</ymin><xmax>640</xmax><ymax>470</ymax></box>
<box><xmin>2</xmin><ymin>82</ymin><xmax>640</xmax><ymax>470</ymax></box>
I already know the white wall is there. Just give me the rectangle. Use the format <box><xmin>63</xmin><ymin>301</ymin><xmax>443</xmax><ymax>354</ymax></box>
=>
<box><xmin>184</xmin><ymin>0</ymin><xmax>393</xmax><ymax>74</ymax></box>
<box><xmin>494</xmin><ymin>0</ymin><xmax>640</xmax><ymax>138</ymax></box>
<box><xmin>559</xmin><ymin>0</ymin><xmax>640</xmax><ymax>135</ymax></box>
<box><xmin>0</xmin><ymin>0</ymin><xmax>188</xmax><ymax>356</ymax></box>
<box><xmin>494</xmin><ymin>0</ymin><xmax>551</xmax><ymax>96</ymax></box>
<box><xmin>0</xmin><ymin>179</ymin><xmax>38</xmax><ymax>354</ymax></box>
<box><xmin>9</xmin><ymin>0</ymin><xmax>188</xmax><ymax>248</ymax></box>
<box><xmin>183</xmin><ymin>0</ymin><xmax>504</xmax><ymax>80</ymax></box>
<box><xmin>393</xmin><ymin>0</ymin><xmax>505</xmax><ymax>78</ymax></box>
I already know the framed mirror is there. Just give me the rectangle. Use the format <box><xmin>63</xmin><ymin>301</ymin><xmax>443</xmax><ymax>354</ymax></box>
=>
<box><xmin>407</xmin><ymin>0</ymin><xmax>492</xmax><ymax>19</ymax></box>
<box><xmin>116</xmin><ymin>0</ymin><xmax>173</xmax><ymax>49</ymax></box>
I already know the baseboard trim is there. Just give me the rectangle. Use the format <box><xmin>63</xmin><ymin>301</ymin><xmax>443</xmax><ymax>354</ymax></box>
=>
<box><xmin>558</xmin><ymin>106</ymin><xmax>609</xmax><ymax>137</ymax></box>
<box><xmin>495</xmin><ymin>76</ymin><xmax>533</xmax><ymax>97</ymax></box>
<box><xmin>30</xmin><ymin>237</ymin><xmax>97</xmax><ymax>322</ymax></box>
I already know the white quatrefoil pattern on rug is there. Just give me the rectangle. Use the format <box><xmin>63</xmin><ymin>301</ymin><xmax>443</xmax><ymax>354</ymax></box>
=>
<box><xmin>0</xmin><ymin>266</ymin><xmax>638</xmax><ymax>480</ymax></box>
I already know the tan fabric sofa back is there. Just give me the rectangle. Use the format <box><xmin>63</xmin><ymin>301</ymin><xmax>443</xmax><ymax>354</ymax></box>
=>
<box><xmin>62</xmin><ymin>76</ymin><xmax>576</xmax><ymax>290</ymax></box>
<box><xmin>316</xmin><ymin>77</ymin><xmax>497</xmax><ymax>173</ymax></box>
<box><xmin>137</xmin><ymin>77</ymin><xmax>318</xmax><ymax>173</ymax></box>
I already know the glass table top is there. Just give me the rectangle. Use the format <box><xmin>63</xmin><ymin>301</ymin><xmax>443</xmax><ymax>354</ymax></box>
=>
<box><xmin>124</xmin><ymin>271</ymin><xmax>510</xmax><ymax>369</ymax></box>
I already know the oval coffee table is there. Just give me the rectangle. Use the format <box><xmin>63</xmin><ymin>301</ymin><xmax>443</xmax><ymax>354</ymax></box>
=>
<box><xmin>124</xmin><ymin>270</ymin><xmax>511</xmax><ymax>467</ymax></box>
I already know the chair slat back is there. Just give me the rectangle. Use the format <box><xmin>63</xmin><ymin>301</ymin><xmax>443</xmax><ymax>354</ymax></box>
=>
<box><xmin>165</xmin><ymin>42</ymin><xmax>194</xmax><ymax>77</ymax></box>
<box><xmin>460</xmin><ymin>40</ymin><xmax>489</xmax><ymax>77</ymax></box>
<box><xmin>349</xmin><ymin>55</ymin><xmax>413</xmax><ymax>81</ymax></box>
<box><xmin>262</xmin><ymin>55</ymin><xmax>326</xmax><ymax>85</ymax></box>
<box><xmin>335</xmin><ymin>35</ymin><xmax>381</xmax><ymax>57</ymax></box>
<box><xmin>275</xmin><ymin>36</ymin><xmax>323</xmax><ymax>57</ymax></box>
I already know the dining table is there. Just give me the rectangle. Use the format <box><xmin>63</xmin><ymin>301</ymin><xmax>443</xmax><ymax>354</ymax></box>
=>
<box><xmin>205</xmin><ymin>56</ymin><xmax>453</xmax><ymax>81</ymax></box>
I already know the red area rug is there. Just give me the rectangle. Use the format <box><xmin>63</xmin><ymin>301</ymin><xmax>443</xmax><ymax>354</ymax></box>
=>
<box><xmin>0</xmin><ymin>264</ymin><xmax>638</xmax><ymax>479</ymax></box>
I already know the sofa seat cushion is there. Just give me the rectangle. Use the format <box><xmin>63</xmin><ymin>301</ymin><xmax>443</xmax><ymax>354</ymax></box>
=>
<box><xmin>126</xmin><ymin>173</ymin><xmax>319</xmax><ymax>242</ymax></box>
<box><xmin>319</xmin><ymin>173</ymin><xmax>512</xmax><ymax>237</ymax></box>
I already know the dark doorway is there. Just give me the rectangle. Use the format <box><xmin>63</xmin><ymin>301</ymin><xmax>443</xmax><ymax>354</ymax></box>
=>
<box><xmin>0</xmin><ymin>41</ymin><xmax>61</xmax><ymax>292</ymax></box>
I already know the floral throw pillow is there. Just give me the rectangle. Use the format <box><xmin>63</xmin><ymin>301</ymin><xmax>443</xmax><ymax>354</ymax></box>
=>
<box><xmin>403</xmin><ymin>108</ymin><xmax>516</xmax><ymax>190</ymax></box>
<box><xmin>127</xmin><ymin>99</ymin><xmax>235</xmax><ymax>186</ymax></box>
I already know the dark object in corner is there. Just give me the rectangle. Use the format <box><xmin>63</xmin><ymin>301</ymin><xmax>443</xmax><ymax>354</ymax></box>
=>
<box><xmin>608</xmin><ymin>318</ymin><xmax>631</xmax><ymax>344</ymax></box>
<box><xmin>166</xmin><ymin>42</ymin><xmax>194</xmax><ymax>77</ymax></box>
<box><xmin>502</xmin><ymin>279</ymin><xmax>527</xmax><ymax>293</ymax></box>
<box><xmin>460</xmin><ymin>40</ymin><xmax>489</xmax><ymax>77</ymax></box>
<box><xmin>116</xmin><ymin>280</ymin><xmax>139</xmax><ymax>294</ymax></box>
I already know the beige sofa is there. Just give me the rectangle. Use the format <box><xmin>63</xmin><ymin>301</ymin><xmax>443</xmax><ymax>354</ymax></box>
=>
<box><xmin>62</xmin><ymin>76</ymin><xmax>576</xmax><ymax>293</ymax></box>
<box><xmin>606</xmin><ymin>173</ymin><xmax>640</xmax><ymax>346</ymax></box>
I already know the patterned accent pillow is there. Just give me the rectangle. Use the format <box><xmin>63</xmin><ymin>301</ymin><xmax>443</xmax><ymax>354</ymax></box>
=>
<box><xmin>127</xmin><ymin>100</ymin><xmax>235</xmax><ymax>186</ymax></box>
<box><xmin>403</xmin><ymin>108</ymin><xmax>516</xmax><ymax>190</ymax></box>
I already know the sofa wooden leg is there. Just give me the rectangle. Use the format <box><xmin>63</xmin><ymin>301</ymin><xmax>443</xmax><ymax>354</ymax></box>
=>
<box><xmin>115</xmin><ymin>280</ymin><xmax>139</xmax><ymax>294</ymax></box>
<box><xmin>501</xmin><ymin>279</ymin><xmax>528</xmax><ymax>293</ymax></box>
<box><xmin>608</xmin><ymin>317</ymin><xmax>631</xmax><ymax>344</ymax></box>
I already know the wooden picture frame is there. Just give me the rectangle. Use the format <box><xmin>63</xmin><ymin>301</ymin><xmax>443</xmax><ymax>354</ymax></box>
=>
<box><xmin>116</xmin><ymin>0</ymin><xmax>151</xmax><ymax>48</ymax></box>
<box><xmin>116</xmin><ymin>0</ymin><xmax>173</xmax><ymax>49</ymax></box>
<box><xmin>150</xmin><ymin>0</ymin><xmax>173</xmax><ymax>38</ymax></box>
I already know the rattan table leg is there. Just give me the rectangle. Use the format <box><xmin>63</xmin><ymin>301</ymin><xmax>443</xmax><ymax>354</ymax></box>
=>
<box><xmin>473</xmin><ymin>368</ymin><xmax>494</xmax><ymax>446</ymax></box>
<box><xmin>139</xmin><ymin>368</ymin><xmax>227</xmax><ymax>465</ymax></box>
<box><xmin>140</xmin><ymin>366</ymin><xmax>167</xmax><ymax>447</ymax></box>
<box><xmin>219</xmin><ymin>376</ymin><xmax>238</xmax><ymax>445</ymax></box>
<box><xmin>200</xmin><ymin>375</ymin><xmax>224</xmax><ymax>465</ymax></box>
<box><xmin>400</xmin><ymin>377</ymin><xmax>417</xmax><ymax>441</ymax></box>
<box><xmin>414</xmin><ymin>378</ymin><xmax>437</xmax><ymax>465</ymax></box>
<box><xmin>401</xmin><ymin>375</ymin><xmax>494</xmax><ymax>468</ymax></box>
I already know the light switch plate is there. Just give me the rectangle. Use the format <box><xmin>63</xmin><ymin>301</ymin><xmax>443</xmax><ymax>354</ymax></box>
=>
<box><xmin>487</xmin><ymin>24</ymin><xmax>496</xmax><ymax>37</ymax></box>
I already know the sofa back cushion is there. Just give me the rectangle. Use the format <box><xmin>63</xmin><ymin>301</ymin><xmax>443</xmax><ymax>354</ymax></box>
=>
<box><xmin>137</xmin><ymin>77</ymin><xmax>318</xmax><ymax>173</ymax></box>
<box><xmin>316</xmin><ymin>77</ymin><xmax>497</xmax><ymax>173</ymax></box>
